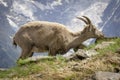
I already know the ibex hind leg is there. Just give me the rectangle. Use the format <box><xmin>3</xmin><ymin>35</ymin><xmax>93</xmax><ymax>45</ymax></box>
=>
<box><xmin>48</xmin><ymin>49</ymin><xmax>57</xmax><ymax>56</ymax></box>
<box><xmin>28</xmin><ymin>52</ymin><xmax>34</xmax><ymax>57</ymax></box>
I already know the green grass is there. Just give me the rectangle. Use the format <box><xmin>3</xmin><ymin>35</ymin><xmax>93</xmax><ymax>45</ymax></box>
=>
<box><xmin>0</xmin><ymin>55</ymin><xmax>68</xmax><ymax>78</ymax></box>
<box><xmin>98</xmin><ymin>38</ymin><xmax>120</xmax><ymax>54</ymax></box>
<box><xmin>86</xmin><ymin>38</ymin><xmax>120</xmax><ymax>53</ymax></box>
<box><xmin>0</xmin><ymin>62</ymin><xmax>44</xmax><ymax>78</ymax></box>
<box><xmin>56</xmin><ymin>55</ymin><xmax>66</xmax><ymax>62</ymax></box>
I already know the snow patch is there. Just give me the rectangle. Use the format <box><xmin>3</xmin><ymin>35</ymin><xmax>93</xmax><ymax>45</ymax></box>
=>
<box><xmin>77</xmin><ymin>2</ymin><xmax>108</xmax><ymax>27</ymax></box>
<box><xmin>12</xmin><ymin>0</ymin><xmax>37</xmax><ymax>20</ymax></box>
<box><xmin>31</xmin><ymin>0</ymin><xmax>62</xmax><ymax>11</ymax></box>
<box><xmin>0</xmin><ymin>0</ymin><xmax>8</xmax><ymax>7</ymax></box>
<box><xmin>7</xmin><ymin>15</ymin><xmax>18</xmax><ymax>30</ymax></box>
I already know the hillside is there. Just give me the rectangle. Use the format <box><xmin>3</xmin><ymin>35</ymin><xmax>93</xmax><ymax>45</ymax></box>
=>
<box><xmin>0</xmin><ymin>38</ymin><xmax>120</xmax><ymax>80</ymax></box>
<box><xmin>0</xmin><ymin>0</ymin><xmax>120</xmax><ymax>68</ymax></box>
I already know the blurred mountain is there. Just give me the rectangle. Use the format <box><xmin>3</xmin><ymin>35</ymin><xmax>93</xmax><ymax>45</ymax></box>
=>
<box><xmin>0</xmin><ymin>0</ymin><xmax>18</xmax><ymax>68</ymax></box>
<box><xmin>101</xmin><ymin>0</ymin><xmax>120</xmax><ymax>37</ymax></box>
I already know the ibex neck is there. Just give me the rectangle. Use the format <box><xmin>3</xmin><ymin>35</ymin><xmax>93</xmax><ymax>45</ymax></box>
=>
<box><xmin>67</xmin><ymin>31</ymin><xmax>90</xmax><ymax>49</ymax></box>
<box><xmin>73</xmin><ymin>31</ymin><xmax>90</xmax><ymax>40</ymax></box>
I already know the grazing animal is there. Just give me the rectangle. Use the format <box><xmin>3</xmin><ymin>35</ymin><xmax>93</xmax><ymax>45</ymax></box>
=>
<box><xmin>13</xmin><ymin>16</ymin><xmax>104</xmax><ymax>59</ymax></box>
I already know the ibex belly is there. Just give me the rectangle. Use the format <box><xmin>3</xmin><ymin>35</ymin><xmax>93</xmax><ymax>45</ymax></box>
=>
<box><xmin>32</xmin><ymin>46</ymin><xmax>48</xmax><ymax>53</ymax></box>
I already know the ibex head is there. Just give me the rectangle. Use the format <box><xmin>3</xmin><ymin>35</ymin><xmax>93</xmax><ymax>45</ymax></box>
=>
<box><xmin>77</xmin><ymin>16</ymin><xmax>104</xmax><ymax>38</ymax></box>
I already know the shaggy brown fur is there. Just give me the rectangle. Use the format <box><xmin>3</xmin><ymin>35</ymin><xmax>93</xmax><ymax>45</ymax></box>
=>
<box><xmin>13</xmin><ymin>16</ymin><xmax>104</xmax><ymax>59</ymax></box>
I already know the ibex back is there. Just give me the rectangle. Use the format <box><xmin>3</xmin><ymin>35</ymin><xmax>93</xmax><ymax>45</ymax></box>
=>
<box><xmin>13</xmin><ymin>16</ymin><xmax>104</xmax><ymax>59</ymax></box>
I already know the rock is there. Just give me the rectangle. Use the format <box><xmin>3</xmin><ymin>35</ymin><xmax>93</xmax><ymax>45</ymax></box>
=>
<box><xmin>66</xmin><ymin>49</ymin><xmax>88</xmax><ymax>60</ymax></box>
<box><xmin>0</xmin><ymin>68</ymin><xmax>8</xmax><ymax>71</ymax></box>
<box><xmin>85</xmin><ymin>49</ymin><xmax>99</xmax><ymax>57</ymax></box>
<box><xmin>114</xmin><ymin>67</ymin><xmax>120</xmax><ymax>73</ymax></box>
<box><xmin>115</xmin><ymin>48</ymin><xmax>120</xmax><ymax>54</ymax></box>
<box><xmin>95</xmin><ymin>41</ymin><xmax>115</xmax><ymax>50</ymax></box>
<box><xmin>34</xmin><ymin>73</ymin><xmax>43</xmax><ymax>78</ymax></box>
<box><xmin>28</xmin><ymin>56</ymin><xmax>56</xmax><ymax>61</ymax></box>
<box><xmin>106</xmin><ymin>56</ymin><xmax>120</xmax><ymax>65</ymax></box>
<box><xmin>66</xmin><ymin>49</ymin><xmax>99</xmax><ymax>60</ymax></box>
<box><xmin>92</xmin><ymin>71</ymin><xmax>120</xmax><ymax>80</ymax></box>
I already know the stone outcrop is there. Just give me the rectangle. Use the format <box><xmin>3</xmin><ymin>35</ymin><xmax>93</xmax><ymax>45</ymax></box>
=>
<box><xmin>66</xmin><ymin>49</ymin><xmax>98</xmax><ymax>60</ymax></box>
<box><xmin>90</xmin><ymin>71</ymin><xmax>120</xmax><ymax>80</ymax></box>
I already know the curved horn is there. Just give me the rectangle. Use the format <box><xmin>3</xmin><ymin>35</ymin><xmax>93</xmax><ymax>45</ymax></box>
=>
<box><xmin>82</xmin><ymin>16</ymin><xmax>91</xmax><ymax>24</ymax></box>
<box><xmin>76</xmin><ymin>16</ymin><xmax>89</xmax><ymax>24</ymax></box>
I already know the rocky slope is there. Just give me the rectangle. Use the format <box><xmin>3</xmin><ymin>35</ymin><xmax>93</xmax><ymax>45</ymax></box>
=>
<box><xmin>0</xmin><ymin>38</ymin><xmax>120</xmax><ymax>80</ymax></box>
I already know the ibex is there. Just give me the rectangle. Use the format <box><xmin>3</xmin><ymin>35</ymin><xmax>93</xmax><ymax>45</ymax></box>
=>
<box><xmin>13</xmin><ymin>16</ymin><xmax>104</xmax><ymax>59</ymax></box>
